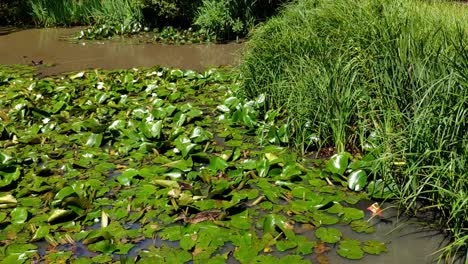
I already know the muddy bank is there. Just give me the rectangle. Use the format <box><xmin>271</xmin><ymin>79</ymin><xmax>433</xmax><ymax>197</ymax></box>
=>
<box><xmin>0</xmin><ymin>27</ymin><xmax>243</xmax><ymax>75</ymax></box>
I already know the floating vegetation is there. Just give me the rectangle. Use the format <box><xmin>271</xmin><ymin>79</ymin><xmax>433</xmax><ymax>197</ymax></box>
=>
<box><xmin>76</xmin><ymin>22</ymin><xmax>147</xmax><ymax>40</ymax></box>
<box><xmin>76</xmin><ymin>24</ymin><xmax>215</xmax><ymax>45</ymax></box>
<box><xmin>0</xmin><ymin>65</ymin><xmax>386</xmax><ymax>263</ymax></box>
<box><xmin>153</xmin><ymin>27</ymin><xmax>215</xmax><ymax>45</ymax></box>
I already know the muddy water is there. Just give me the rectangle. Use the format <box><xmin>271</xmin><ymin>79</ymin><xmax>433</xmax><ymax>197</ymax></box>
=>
<box><xmin>0</xmin><ymin>27</ymin><xmax>243</xmax><ymax>75</ymax></box>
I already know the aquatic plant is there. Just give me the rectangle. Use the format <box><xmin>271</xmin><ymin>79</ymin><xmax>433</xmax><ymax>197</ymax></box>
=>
<box><xmin>0</xmin><ymin>65</ymin><xmax>389</xmax><ymax>262</ymax></box>
<box><xmin>240</xmin><ymin>0</ymin><xmax>468</xmax><ymax>261</ymax></box>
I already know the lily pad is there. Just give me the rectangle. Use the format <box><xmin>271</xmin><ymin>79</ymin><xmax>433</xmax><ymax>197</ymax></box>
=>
<box><xmin>314</xmin><ymin>227</ymin><xmax>342</xmax><ymax>243</ymax></box>
<box><xmin>326</xmin><ymin>152</ymin><xmax>351</xmax><ymax>175</ymax></box>
<box><xmin>362</xmin><ymin>240</ymin><xmax>388</xmax><ymax>255</ymax></box>
<box><xmin>337</xmin><ymin>239</ymin><xmax>364</xmax><ymax>260</ymax></box>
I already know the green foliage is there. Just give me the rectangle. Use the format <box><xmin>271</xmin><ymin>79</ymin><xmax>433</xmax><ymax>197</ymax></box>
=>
<box><xmin>240</xmin><ymin>0</ymin><xmax>467</xmax><ymax>260</ymax></box>
<box><xmin>0</xmin><ymin>0</ymin><xmax>31</xmax><ymax>25</ymax></box>
<box><xmin>194</xmin><ymin>0</ymin><xmax>288</xmax><ymax>40</ymax></box>
<box><xmin>137</xmin><ymin>0</ymin><xmax>201</xmax><ymax>27</ymax></box>
<box><xmin>28</xmin><ymin>0</ymin><xmax>142</xmax><ymax>26</ymax></box>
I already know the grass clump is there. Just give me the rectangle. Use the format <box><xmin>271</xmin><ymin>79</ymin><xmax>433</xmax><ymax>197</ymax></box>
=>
<box><xmin>240</xmin><ymin>0</ymin><xmax>467</xmax><ymax>261</ymax></box>
<box><xmin>28</xmin><ymin>0</ymin><xmax>142</xmax><ymax>27</ymax></box>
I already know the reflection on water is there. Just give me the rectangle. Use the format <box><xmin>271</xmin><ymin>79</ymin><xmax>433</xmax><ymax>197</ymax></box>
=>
<box><xmin>0</xmin><ymin>27</ymin><xmax>243</xmax><ymax>75</ymax></box>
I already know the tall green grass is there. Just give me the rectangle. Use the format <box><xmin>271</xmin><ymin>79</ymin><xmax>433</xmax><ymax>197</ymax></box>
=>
<box><xmin>240</xmin><ymin>0</ymin><xmax>467</xmax><ymax>261</ymax></box>
<box><xmin>28</xmin><ymin>0</ymin><xmax>142</xmax><ymax>26</ymax></box>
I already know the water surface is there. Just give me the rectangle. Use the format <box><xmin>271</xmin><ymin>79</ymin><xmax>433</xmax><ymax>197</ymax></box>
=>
<box><xmin>0</xmin><ymin>27</ymin><xmax>243</xmax><ymax>75</ymax></box>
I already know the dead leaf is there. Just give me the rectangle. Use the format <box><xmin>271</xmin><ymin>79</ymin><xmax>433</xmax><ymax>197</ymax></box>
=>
<box><xmin>314</xmin><ymin>242</ymin><xmax>331</xmax><ymax>255</ymax></box>
<box><xmin>316</xmin><ymin>254</ymin><xmax>330</xmax><ymax>264</ymax></box>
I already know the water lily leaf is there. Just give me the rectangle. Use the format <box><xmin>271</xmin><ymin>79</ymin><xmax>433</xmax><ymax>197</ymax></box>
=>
<box><xmin>186</xmin><ymin>109</ymin><xmax>203</xmax><ymax>120</ymax></box>
<box><xmin>82</xmin><ymin>230</ymin><xmax>112</xmax><ymax>245</ymax></box>
<box><xmin>11</xmin><ymin>207</ymin><xmax>28</xmax><ymax>224</ymax></box>
<box><xmin>350</xmin><ymin>220</ymin><xmax>375</xmax><ymax>233</ymax></box>
<box><xmin>280</xmin><ymin>163</ymin><xmax>303</xmax><ymax>179</ymax></box>
<box><xmin>314</xmin><ymin>227</ymin><xmax>342</xmax><ymax>243</ymax></box>
<box><xmin>295</xmin><ymin>236</ymin><xmax>316</xmax><ymax>255</ymax></box>
<box><xmin>51</xmin><ymin>101</ymin><xmax>66</xmax><ymax>114</ymax></box>
<box><xmin>262</xmin><ymin>214</ymin><xmax>295</xmax><ymax>239</ymax></box>
<box><xmin>85</xmin><ymin>133</ymin><xmax>103</xmax><ymax>147</ymax></box>
<box><xmin>32</xmin><ymin>225</ymin><xmax>50</xmax><ymax>241</ymax></box>
<box><xmin>347</xmin><ymin>170</ymin><xmax>367</xmax><ymax>191</ymax></box>
<box><xmin>117</xmin><ymin>168</ymin><xmax>139</xmax><ymax>186</ymax></box>
<box><xmin>256</xmin><ymin>158</ymin><xmax>270</xmax><ymax>178</ymax></box>
<box><xmin>276</xmin><ymin>124</ymin><xmax>289</xmax><ymax>143</ymax></box>
<box><xmin>310</xmin><ymin>211</ymin><xmax>340</xmax><ymax>226</ymax></box>
<box><xmin>0</xmin><ymin>194</ymin><xmax>17</xmax><ymax>207</ymax></box>
<box><xmin>230</xmin><ymin>211</ymin><xmax>251</xmax><ymax>230</ymax></box>
<box><xmin>170</xmin><ymin>69</ymin><xmax>184</xmax><ymax>78</ymax></box>
<box><xmin>341</xmin><ymin>207</ymin><xmax>364</xmax><ymax>223</ymax></box>
<box><xmin>87</xmin><ymin>240</ymin><xmax>116</xmax><ymax>254</ymax></box>
<box><xmin>140</xmin><ymin>120</ymin><xmax>163</xmax><ymax>139</ymax></box>
<box><xmin>208</xmin><ymin>157</ymin><xmax>228</xmax><ymax>172</ymax></box>
<box><xmin>54</xmin><ymin>186</ymin><xmax>76</xmax><ymax>201</ymax></box>
<box><xmin>326</xmin><ymin>152</ymin><xmax>351</xmax><ymax>175</ymax></box>
<box><xmin>362</xmin><ymin>240</ymin><xmax>388</xmax><ymax>255</ymax></box>
<box><xmin>174</xmin><ymin>136</ymin><xmax>197</xmax><ymax>158</ymax></box>
<box><xmin>276</xmin><ymin>240</ymin><xmax>297</xmax><ymax>252</ymax></box>
<box><xmin>47</xmin><ymin>209</ymin><xmax>73</xmax><ymax>223</ymax></box>
<box><xmin>140</xmin><ymin>244</ymin><xmax>192</xmax><ymax>263</ymax></box>
<box><xmin>0</xmin><ymin>254</ymin><xmax>28</xmax><ymax>264</ymax></box>
<box><xmin>337</xmin><ymin>239</ymin><xmax>364</xmax><ymax>260</ymax></box>
<box><xmin>0</xmin><ymin>151</ymin><xmax>13</xmax><ymax>164</ymax></box>
<box><xmin>175</xmin><ymin>113</ymin><xmax>186</xmax><ymax>127</ymax></box>
<box><xmin>0</xmin><ymin>166</ymin><xmax>21</xmax><ymax>188</ymax></box>
<box><xmin>190</xmin><ymin>127</ymin><xmax>211</xmax><ymax>143</ymax></box>
<box><xmin>163</xmin><ymin>158</ymin><xmax>193</xmax><ymax>171</ymax></box>
<box><xmin>153</xmin><ymin>179</ymin><xmax>179</xmax><ymax>188</ymax></box>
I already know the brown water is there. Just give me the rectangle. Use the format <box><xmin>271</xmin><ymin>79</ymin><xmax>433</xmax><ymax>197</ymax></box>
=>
<box><xmin>0</xmin><ymin>27</ymin><xmax>243</xmax><ymax>75</ymax></box>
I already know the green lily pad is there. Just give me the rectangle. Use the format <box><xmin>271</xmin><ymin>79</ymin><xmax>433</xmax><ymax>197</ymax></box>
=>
<box><xmin>348</xmin><ymin>169</ymin><xmax>367</xmax><ymax>191</ymax></box>
<box><xmin>350</xmin><ymin>220</ymin><xmax>376</xmax><ymax>233</ymax></box>
<box><xmin>314</xmin><ymin>227</ymin><xmax>342</xmax><ymax>243</ymax></box>
<box><xmin>362</xmin><ymin>240</ymin><xmax>388</xmax><ymax>255</ymax></box>
<box><xmin>0</xmin><ymin>167</ymin><xmax>21</xmax><ymax>188</ymax></box>
<box><xmin>337</xmin><ymin>239</ymin><xmax>364</xmax><ymax>260</ymax></box>
<box><xmin>341</xmin><ymin>207</ymin><xmax>364</xmax><ymax>223</ymax></box>
<box><xmin>326</xmin><ymin>152</ymin><xmax>351</xmax><ymax>175</ymax></box>
<box><xmin>10</xmin><ymin>207</ymin><xmax>28</xmax><ymax>224</ymax></box>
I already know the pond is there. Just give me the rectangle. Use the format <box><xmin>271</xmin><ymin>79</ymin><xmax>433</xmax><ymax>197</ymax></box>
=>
<box><xmin>0</xmin><ymin>29</ymin><xmax>463</xmax><ymax>264</ymax></box>
<box><xmin>0</xmin><ymin>27</ymin><xmax>242</xmax><ymax>76</ymax></box>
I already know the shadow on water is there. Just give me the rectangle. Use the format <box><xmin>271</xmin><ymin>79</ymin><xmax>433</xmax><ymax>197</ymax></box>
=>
<box><xmin>0</xmin><ymin>27</ymin><xmax>22</xmax><ymax>36</ymax></box>
<box><xmin>0</xmin><ymin>27</ymin><xmax>243</xmax><ymax>75</ymax></box>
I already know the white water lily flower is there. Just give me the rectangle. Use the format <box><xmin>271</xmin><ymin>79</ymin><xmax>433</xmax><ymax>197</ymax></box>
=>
<box><xmin>146</xmin><ymin>115</ymin><xmax>154</xmax><ymax>122</ymax></box>
<box><xmin>42</xmin><ymin>118</ymin><xmax>50</xmax><ymax>124</ymax></box>
<box><xmin>82</xmin><ymin>153</ymin><xmax>93</xmax><ymax>158</ymax></box>
<box><xmin>14</xmin><ymin>103</ymin><xmax>26</xmax><ymax>110</ymax></box>
<box><xmin>145</xmin><ymin>84</ymin><xmax>158</xmax><ymax>93</ymax></box>
<box><xmin>96</xmin><ymin>82</ymin><xmax>104</xmax><ymax>90</ymax></box>
<box><xmin>27</xmin><ymin>83</ymin><xmax>36</xmax><ymax>91</ymax></box>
